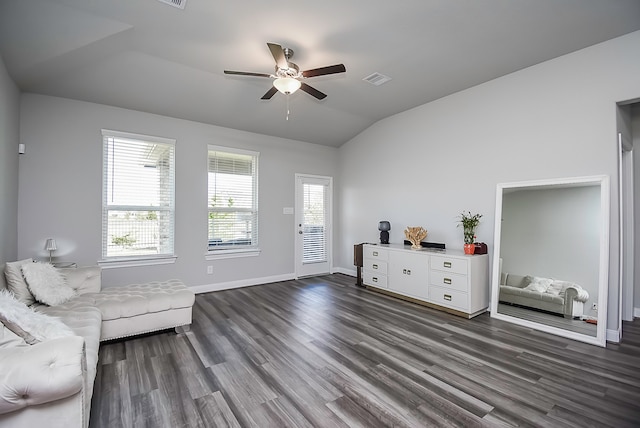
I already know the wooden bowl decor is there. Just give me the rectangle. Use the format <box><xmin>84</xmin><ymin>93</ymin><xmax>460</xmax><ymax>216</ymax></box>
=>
<box><xmin>404</xmin><ymin>226</ymin><xmax>427</xmax><ymax>249</ymax></box>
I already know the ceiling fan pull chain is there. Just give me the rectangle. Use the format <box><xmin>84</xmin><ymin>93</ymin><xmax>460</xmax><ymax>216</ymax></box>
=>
<box><xmin>286</xmin><ymin>95</ymin><xmax>291</xmax><ymax>121</ymax></box>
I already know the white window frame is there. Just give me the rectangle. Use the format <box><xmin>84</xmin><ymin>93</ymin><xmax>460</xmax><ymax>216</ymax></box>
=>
<box><xmin>99</xmin><ymin>129</ymin><xmax>177</xmax><ymax>268</ymax></box>
<box><xmin>206</xmin><ymin>145</ymin><xmax>260</xmax><ymax>260</ymax></box>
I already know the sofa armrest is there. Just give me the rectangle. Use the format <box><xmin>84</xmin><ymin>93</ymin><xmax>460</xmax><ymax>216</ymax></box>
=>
<box><xmin>59</xmin><ymin>266</ymin><xmax>102</xmax><ymax>295</ymax></box>
<box><xmin>564</xmin><ymin>287</ymin><xmax>589</xmax><ymax>318</ymax></box>
<box><xmin>565</xmin><ymin>286</ymin><xmax>589</xmax><ymax>303</ymax></box>
<box><xmin>0</xmin><ymin>336</ymin><xmax>85</xmax><ymax>415</ymax></box>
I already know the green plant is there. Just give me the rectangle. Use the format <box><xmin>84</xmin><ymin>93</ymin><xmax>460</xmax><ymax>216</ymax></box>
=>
<box><xmin>457</xmin><ymin>211</ymin><xmax>482</xmax><ymax>244</ymax></box>
<box><xmin>112</xmin><ymin>233</ymin><xmax>136</xmax><ymax>248</ymax></box>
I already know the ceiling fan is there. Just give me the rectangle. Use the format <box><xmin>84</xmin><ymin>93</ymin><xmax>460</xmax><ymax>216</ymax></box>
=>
<box><xmin>224</xmin><ymin>43</ymin><xmax>346</xmax><ymax>100</ymax></box>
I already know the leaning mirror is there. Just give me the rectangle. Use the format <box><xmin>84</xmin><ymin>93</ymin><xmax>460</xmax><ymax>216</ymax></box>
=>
<box><xmin>490</xmin><ymin>175</ymin><xmax>609</xmax><ymax>347</ymax></box>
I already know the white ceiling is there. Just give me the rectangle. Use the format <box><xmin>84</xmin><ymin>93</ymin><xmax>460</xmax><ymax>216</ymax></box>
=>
<box><xmin>2</xmin><ymin>0</ymin><xmax>640</xmax><ymax>147</ymax></box>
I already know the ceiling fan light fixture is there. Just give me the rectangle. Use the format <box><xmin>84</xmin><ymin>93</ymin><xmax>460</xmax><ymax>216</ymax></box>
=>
<box><xmin>273</xmin><ymin>77</ymin><xmax>301</xmax><ymax>95</ymax></box>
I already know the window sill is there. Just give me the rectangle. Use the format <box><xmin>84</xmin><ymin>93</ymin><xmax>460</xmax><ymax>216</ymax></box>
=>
<box><xmin>98</xmin><ymin>255</ymin><xmax>177</xmax><ymax>269</ymax></box>
<box><xmin>205</xmin><ymin>248</ymin><xmax>261</xmax><ymax>261</ymax></box>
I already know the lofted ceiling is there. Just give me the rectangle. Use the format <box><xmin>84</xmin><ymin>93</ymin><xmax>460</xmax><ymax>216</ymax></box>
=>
<box><xmin>2</xmin><ymin>0</ymin><xmax>640</xmax><ymax>147</ymax></box>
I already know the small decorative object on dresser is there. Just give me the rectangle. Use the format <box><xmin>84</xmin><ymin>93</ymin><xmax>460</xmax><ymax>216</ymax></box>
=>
<box><xmin>404</xmin><ymin>226</ymin><xmax>427</xmax><ymax>249</ymax></box>
<box><xmin>458</xmin><ymin>211</ymin><xmax>482</xmax><ymax>254</ymax></box>
<box><xmin>378</xmin><ymin>221</ymin><xmax>391</xmax><ymax>244</ymax></box>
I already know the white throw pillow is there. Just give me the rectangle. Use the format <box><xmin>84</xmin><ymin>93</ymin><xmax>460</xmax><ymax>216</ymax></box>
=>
<box><xmin>21</xmin><ymin>262</ymin><xmax>77</xmax><ymax>306</ymax></box>
<box><xmin>0</xmin><ymin>290</ymin><xmax>74</xmax><ymax>342</ymax></box>
<box><xmin>524</xmin><ymin>277</ymin><xmax>552</xmax><ymax>293</ymax></box>
<box><xmin>4</xmin><ymin>258</ymin><xmax>36</xmax><ymax>306</ymax></box>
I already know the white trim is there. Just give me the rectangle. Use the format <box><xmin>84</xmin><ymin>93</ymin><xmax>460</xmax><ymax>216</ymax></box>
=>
<box><xmin>333</xmin><ymin>267</ymin><xmax>357</xmax><ymax>277</ymax></box>
<box><xmin>191</xmin><ymin>273</ymin><xmax>295</xmax><ymax>294</ymax></box>
<box><xmin>205</xmin><ymin>248</ymin><xmax>261</xmax><ymax>260</ymax></box>
<box><xmin>101</xmin><ymin>129</ymin><xmax>176</xmax><ymax>145</ymax></box>
<box><xmin>634</xmin><ymin>307</ymin><xmax>640</xmax><ymax>318</ymax></box>
<box><xmin>607</xmin><ymin>328</ymin><xmax>621</xmax><ymax>343</ymax></box>
<box><xmin>98</xmin><ymin>255</ymin><xmax>177</xmax><ymax>269</ymax></box>
<box><xmin>208</xmin><ymin>144</ymin><xmax>259</xmax><ymax>158</ymax></box>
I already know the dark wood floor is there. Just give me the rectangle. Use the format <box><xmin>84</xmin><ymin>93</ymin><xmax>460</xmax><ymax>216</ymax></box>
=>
<box><xmin>90</xmin><ymin>274</ymin><xmax>640</xmax><ymax>427</ymax></box>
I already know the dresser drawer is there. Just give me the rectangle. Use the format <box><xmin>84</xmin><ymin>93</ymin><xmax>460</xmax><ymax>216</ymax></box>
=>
<box><xmin>364</xmin><ymin>272</ymin><xmax>388</xmax><ymax>288</ymax></box>
<box><xmin>363</xmin><ymin>246</ymin><xmax>388</xmax><ymax>261</ymax></box>
<box><xmin>364</xmin><ymin>259</ymin><xmax>387</xmax><ymax>275</ymax></box>
<box><xmin>430</xmin><ymin>255</ymin><xmax>468</xmax><ymax>275</ymax></box>
<box><xmin>429</xmin><ymin>271</ymin><xmax>468</xmax><ymax>292</ymax></box>
<box><xmin>429</xmin><ymin>286</ymin><xmax>469</xmax><ymax>311</ymax></box>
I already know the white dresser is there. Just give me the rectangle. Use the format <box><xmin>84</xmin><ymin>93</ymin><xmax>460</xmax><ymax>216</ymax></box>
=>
<box><xmin>362</xmin><ymin>243</ymin><xmax>489</xmax><ymax>318</ymax></box>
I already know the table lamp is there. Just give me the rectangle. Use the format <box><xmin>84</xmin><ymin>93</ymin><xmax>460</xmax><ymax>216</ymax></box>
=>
<box><xmin>45</xmin><ymin>238</ymin><xmax>57</xmax><ymax>263</ymax></box>
<box><xmin>378</xmin><ymin>221</ymin><xmax>390</xmax><ymax>244</ymax></box>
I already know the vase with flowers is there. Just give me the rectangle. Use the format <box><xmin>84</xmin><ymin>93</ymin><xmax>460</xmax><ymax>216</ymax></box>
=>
<box><xmin>458</xmin><ymin>211</ymin><xmax>482</xmax><ymax>254</ymax></box>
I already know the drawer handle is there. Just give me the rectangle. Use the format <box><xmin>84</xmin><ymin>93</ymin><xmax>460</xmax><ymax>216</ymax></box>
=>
<box><xmin>443</xmin><ymin>278</ymin><xmax>452</xmax><ymax>285</ymax></box>
<box><xmin>444</xmin><ymin>294</ymin><xmax>452</xmax><ymax>301</ymax></box>
<box><xmin>373</xmin><ymin>264</ymin><xmax>378</xmax><ymax>269</ymax></box>
<box><xmin>372</xmin><ymin>277</ymin><xmax>378</xmax><ymax>282</ymax></box>
<box><xmin>443</xmin><ymin>262</ymin><xmax>452</xmax><ymax>268</ymax></box>
<box><xmin>373</xmin><ymin>251</ymin><xmax>378</xmax><ymax>256</ymax></box>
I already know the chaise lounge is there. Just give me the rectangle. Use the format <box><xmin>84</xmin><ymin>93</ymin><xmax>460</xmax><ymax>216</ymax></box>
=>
<box><xmin>0</xmin><ymin>261</ymin><xmax>195</xmax><ymax>428</ymax></box>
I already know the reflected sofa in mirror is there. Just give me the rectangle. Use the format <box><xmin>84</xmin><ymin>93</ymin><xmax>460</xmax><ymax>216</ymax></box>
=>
<box><xmin>490</xmin><ymin>175</ymin><xmax>609</xmax><ymax>347</ymax></box>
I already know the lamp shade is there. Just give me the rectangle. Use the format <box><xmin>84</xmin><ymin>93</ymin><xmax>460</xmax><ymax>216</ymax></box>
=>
<box><xmin>45</xmin><ymin>238</ymin><xmax>57</xmax><ymax>251</ymax></box>
<box><xmin>378</xmin><ymin>221</ymin><xmax>391</xmax><ymax>232</ymax></box>
<box><xmin>273</xmin><ymin>77</ymin><xmax>301</xmax><ymax>94</ymax></box>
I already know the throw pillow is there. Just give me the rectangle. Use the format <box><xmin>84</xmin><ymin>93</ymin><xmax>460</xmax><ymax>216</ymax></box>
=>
<box><xmin>0</xmin><ymin>290</ymin><xmax>74</xmax><ymax>342</ymax></box>
<box><xmin>4</xmin><ymin>258</ymin><xmax>36</xmax><ymax>306</ymax></box>
<box><xmin>22</xmin><ymin>262</ymin><xmax>77</xmax><ymax>306</ymax></box>
<box><xmin>523</xmin><ymin>277</ymin><xmax>552</xmax><ymax>293</ymax></box>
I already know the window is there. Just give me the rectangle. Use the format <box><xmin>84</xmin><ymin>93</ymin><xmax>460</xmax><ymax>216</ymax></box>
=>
<box><xmin>101</xmin><ymin>130</ymin><xmax>176</xmax><ymax>262</ymax></box>
<box><xmin>207</xmin><ymin>146</ymin><xmax>259</xmax><ymax>254</ymax></box>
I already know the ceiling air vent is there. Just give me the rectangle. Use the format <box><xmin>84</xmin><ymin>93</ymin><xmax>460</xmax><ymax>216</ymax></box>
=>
<box><xmin>363</xmin><ymin>72</ymin><xmax>392</xmax><ymax>86</ymax></box>
<box><xmin>157</xmin><ymin>0</ymin><xmax>187</xmax><ymax>9</ymax></box>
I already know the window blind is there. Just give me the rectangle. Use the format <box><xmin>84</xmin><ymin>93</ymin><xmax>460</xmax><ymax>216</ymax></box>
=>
<box><xmin>208</xmin><ymin>146</ymin><xmax>259</xmax><ymax>250</ymax></box>
<box><xmin>102</xmin><ymin>130</ymin><xmax>176</xmax><ymax>259</ymax></box>
<box><xmin>302</xmin><ymin>183</ymin><xmax>327</xmax><ymax>264</ymax></box>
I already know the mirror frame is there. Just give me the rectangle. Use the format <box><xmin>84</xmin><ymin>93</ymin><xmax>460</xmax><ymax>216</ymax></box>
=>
<box><xmin>490</xmin><ymin>175</ymin><xmax>610</xmax><ymax>347</ymax></box>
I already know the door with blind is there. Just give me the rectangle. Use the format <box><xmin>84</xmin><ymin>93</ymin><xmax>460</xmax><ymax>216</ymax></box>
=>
<box><xmin>295</xmin><ymin>174</ymin><xmax>332</xmax><ymax>278</ymax></box>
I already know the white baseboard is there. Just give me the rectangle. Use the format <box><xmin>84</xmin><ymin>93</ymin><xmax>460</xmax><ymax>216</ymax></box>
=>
<box><xmin>332</xmin><ymin>267</ymin><xmax>356</xmax><ymax>277</ymax></box>
<box><xmin>606</xmin><ymin>328</ymin><xmax>621</xmax><ymax>343</ymax></box>
<box><xmin>634</xmin><ymin>307</ymin><xmax>640</xmax><ymax>318</ymax></box>
<box><xmin>191</xmin><ymin>273</ymin><xmax>295</xmax><ymax>294</ymax></box>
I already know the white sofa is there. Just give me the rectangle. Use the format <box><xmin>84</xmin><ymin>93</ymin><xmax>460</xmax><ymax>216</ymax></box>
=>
<box><xmin>0</xmin><ymin>263</ymin><xmax>195</xmax><ymax>428</ymax></box>
<box><xmin>499</xmin><ymin>273</ymin><xmax>589</xmax><ymax>319</ymax></box>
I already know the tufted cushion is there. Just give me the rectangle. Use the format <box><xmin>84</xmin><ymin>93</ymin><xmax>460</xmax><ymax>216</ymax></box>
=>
<box><xmin>0</xmin><ymin>335</ymin><xmax>85</xmax><ymax>415</ymax></box>
<box><xmin>87</xmin><ymin>279</ymin><xmax>195</xmax><ymax>321</ymax></box>
<box><xmin>34</xmin><ymin>296</ymin><xmax>102</xmax><ymax>401</ymax></box>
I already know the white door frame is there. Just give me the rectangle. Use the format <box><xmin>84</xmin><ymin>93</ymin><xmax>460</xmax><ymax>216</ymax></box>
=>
<box><xmin>619</xmin><ymin>133</ymin><xmax>635</xmax><ymax>324</ymax></box>
<box><xmin>294</xmin><ymin>174</ymin><xmax>333</xmax><ymax>278</ymax></box>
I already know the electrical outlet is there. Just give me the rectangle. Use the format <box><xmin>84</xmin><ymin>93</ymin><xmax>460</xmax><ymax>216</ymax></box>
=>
<box><xmin>207</xmin><ymin>266</ymin><xmax>213</xmax><ymax>275</ymax></box>
<box><xmin>592</xmin><ymin>302</ymin><xmax>598</xmax><ymax>311</ymax></box>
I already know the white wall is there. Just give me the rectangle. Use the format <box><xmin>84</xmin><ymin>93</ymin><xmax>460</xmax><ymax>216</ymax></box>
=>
<box><xmin>0</xmin><ymin>55</ymin><xmax>20</xmax><ymax>265</ymax></box>
<box><xmin>337</xmin><ymin>30</ymin><xmax>640</xmax><ymax>332</ymax></box>
<box><xmin>501</xmin><ymin>186</ymin><xmax>601</xmax><ymax>316</ymax></box>
<box><xmin>633</xmin><ymin>104</ymin><xmax>640</xmax><ymax>313</ymax></box>
<box><xmin>18</xmin><ymin>94</ymin><xmax>339</xmax><ymax>288</ymax></box>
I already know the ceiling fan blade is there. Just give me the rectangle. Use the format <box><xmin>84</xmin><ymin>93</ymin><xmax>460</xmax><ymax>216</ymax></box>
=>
<box><xmin>261</xmin><ymin>86</ymin><xmax>278</xmax><ymax>100</ymax></box>
<box><xmin>302</xmin><ymin>64</ymin><xmax>346</xmax><ymax>78</ymax></box>
<box><xmin>300</xmin><ymin>83</ymin><xmax>327</xmax><ymax>100</ymax></box>
<box><xmin>224</xmin><ymin>70</ymin><xmax>272</xmax><ymax>78</ymax></box>
<box><xmin>267</xmin><ymin>43</ymin><xmax>288</xmax><ymax>69</ymax></box>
